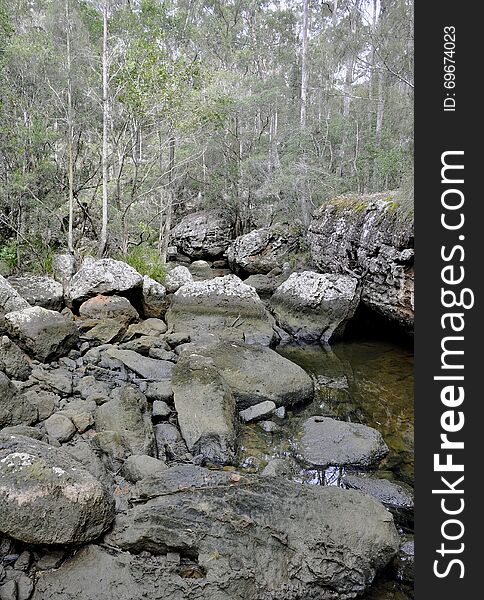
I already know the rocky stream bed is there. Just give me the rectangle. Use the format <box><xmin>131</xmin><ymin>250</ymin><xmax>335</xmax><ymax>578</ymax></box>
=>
<box><xmin>0</xmin><ymin>193</ymin><xmax>414</xmax><ymax>600</ymax></box>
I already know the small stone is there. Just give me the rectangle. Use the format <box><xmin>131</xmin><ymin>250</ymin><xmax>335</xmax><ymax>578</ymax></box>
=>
<box><xmin>14</xmin><ymin>551</ymin><xmax>31</xmax><ymax>572</ymax></box>
<box><xmin>36</xmin><ymin>549</ymin><xmax>66</xmax><ymax>571</ymax></box>
<box><xmin>258</xmin><ymin>420</ymin><xmax>280</xmax><ymax>433</ymax></box>
<box><xmin>274</xmin><ymin>406</ymin><xmax>286</xmax><ymax>419</ymax></box>
<box><xmin>239</xmin><ymin>400</ymin><xmax>276</xmax><ymax>423</ymax></box>
<box><xmin>152</xmin><ymin>401</ymin><xmax>171</xmax><ymax>418</ymax></box>
<box><xmin>148</xmin><ymin>347</ymin><xmax>176</xmax><ymax>361</ymax></box>
<box><xmin>44</xmin><ymin>413</ymin><xmax>76</xmax><ymax>442</ymax></box>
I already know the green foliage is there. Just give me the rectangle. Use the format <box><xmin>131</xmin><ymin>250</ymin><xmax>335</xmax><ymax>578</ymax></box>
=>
<box><xmin>0</xmin><ymin>239</ymin><xmax>17</xmax><ymax>270</ymax></box>
<box><xmin>123</xmin><ymin>244</ymin><xmax>166</xmax><ymax>283</ymax></box>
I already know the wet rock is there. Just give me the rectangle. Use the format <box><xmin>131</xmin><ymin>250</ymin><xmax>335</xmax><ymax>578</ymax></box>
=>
<box><xmin>392</xmin><ymin>538</ymin><xmax>414</xmax><ymax>584</ymax></box>
<box><xmin>239</xmin><ymin>400</ymin><xmax>276</xmax><ymax>423</ymax></box>
<box><xmin>4</xmin><ymin>307</ymin><xmax>79</xmax><ymax>362</ymax></box>
<box><xmin>270</xmin><ymin>271</ymin><xmax>359</xmax><ymax>344</ymax></box>
<box><xmin>66</xmin><ymin>259</ymin><xmax>143</xmax><ymax>305</ymax></box>
<box><xmin>300</xmin><ymin>416</ymin><xmax>389</xmax><ymax>468</ymax></box>
<box><xmin>95</xmin><ymin>386</ymin><xmax>155</xmax><ymax>457</ymax></box>
<box><xmin>261</xmin><ymin>457</ymin><xmax>295</xmax><ymax>478</ymax></box>
<box><xmin>164</xmin><ymin>266</ymin><xmax>193</xmax><ymax>293</ymax></box>
<box><xmin>121</xmin><ymin>455</ymin><xmax>167</xmax><ymax>483</ymax></box>
<box><xmin>170</xmin><ymin>210</ymin><xmax>234</xmax><ymax>259</ymax></box>
<box><xmin>166</xmin><ymin>275</ymin><xmax>276</xmax><ymax>347</ymax></box>
<box><xmin>153</xmin><ymin>423</ymin><xmax>191</xmax><ymax>462</ymax></box>
<box><xmin>8</xmin><ymin>275</ymin><xmax>63</xmax><ymax>311</ymax></box>
<box><xmin>0</xmin><ymin>373</ymin><xmax>37</xmax><ymax>428</ymax></box>
<box><xmin>104</xmin><ymin>348</ymin><xmax>174</xmax><ymax>381</ymax></box>
<box><xmin>172</xmin><ymin>353</ymin><xmax>237</xmax><ymax>465</ymax></box>
<box><xmin>51</xmin><ymin>253</ymin><xmax>76</xmax><ymax>287</ymax></box>
<box><xmin>0</xmin><ymin>434</ymin><xmax>115</xmax><ymax>545</ymax></box>
<box><xmin>79</xmin><ymin>295</ymin><xmax>139</xmax><ymax>323</ymax></box>
<box><xmin>308</xmin><ymin>192</ymin><xmax>414</xmax><ymax>331</ymax></box>
<box><xmin>0</xmin><ymin>337</ymin><xmax>31</xmax><ymax>381</ymax></box>
<box><xmin>343</xmin><ymin>475</ymin><xmax>414</xmax><ymax>526</ymax></box>
<box><xmin>227</xmin><ymin>223</ymin><xmax>302</xmax><ymax>275</ymax></box>
<box><xmin>43</xmin><ymin>414</ymin><xmax>76</xmax><ymax>443</ymax></box>
<box><xmin>192</xmin><ymin>340</ymin><xmax>313</xmax><ymax>409</ymax></box>
<box><xmin>141</xmin><ymin>276</ymin><xmax>168</xmax><ymax>319</ymax></box>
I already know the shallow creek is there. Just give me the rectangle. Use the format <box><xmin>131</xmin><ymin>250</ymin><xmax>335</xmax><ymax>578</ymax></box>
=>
<box><xmin>237</xmin><ymin>337</ymin><xmax>414</xmax><ymax>599</ymax></box>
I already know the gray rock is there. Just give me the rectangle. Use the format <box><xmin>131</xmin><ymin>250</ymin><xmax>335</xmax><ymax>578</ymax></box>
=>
<box><xmin>63</xmin><ymin>439</ymin><xmax>111</xmax><ymax>484</ymax></box>
<box><xmin>95</xmin><ymin>386</ymin><xmax>155</xmax><ymax>457</ymax></box>
<box><xmin>192</xmin><ymin>340</ymin><xmax>313</xmax><ymax>409</ymax></box>
<box><xmin>121</xmin><ymin>455</ymin><xmax>167</xmax><ymax>483</ymax></box>
<box><xmin>153</xmin><ymin>423</ymin><xmax>190</xmax><ymax>462</ymax></box>
<box><xmin>21</xmin><ymin>390</ymin><xmax>58</xmax><ymax>421</ymax></box>
<box><xmin>123</xmin><ymin>318</ymin><xmax>167</xmax><ymax>339</ymax></box>
<box><xmin>76</xmin><ymin>376</ymin><xmax>111</xmax><ymax>403</ymax></box>
<box><xmin>4</xmin><ymin>307</ymin><xmax>79</xmax><ymax>362</ymax></box>
<box><xmin>227</xmin><ymin>223</ymin><xmax>302</xmax><ymax>275</ymax></box>
<box><xmin>119</xmin><ymin>335</ymin><xmax>169</xmax><ymax>356</ymax></box>
<box><xmin>45</xmin><ymin>465</ymin><xmax>403</xmax><ymax>600</ymax></box>
<box><xmin>343</xmin><ymin>474</ymin><xmax>414</xmax><ymax>525</ymax></box>
<box><xmin>172</xmin><ymin>353</ymin><xmax>237</xmax><ymax>464</ymax></box>
<box><xmin>270</xmin><ymin>271</ymin><xmax>359</xmax><ymax>344</ymax></box>
<box><xmin>0</xmin><ymin>337</ymin><xmax>31</xmax><ymax>381</ymax></box>
<box><xmin>239</xmin><ymin>400</ymin><xmax>276</xmax><ymax>423</ymax></box>
<box><xmin>8</xmin><ymin>275</ymin><xmax>63</xmax><ymax>311</ymax></box>
<box><xmin>164</xmin><ymin>265</ymin><xmax>193</xmax><ymax>293</ymax></box>
<box><xmin>300</xmin><ymin>416</ymin><xmax>389</xmax><ymax>468</ymax></box>
<box><xmin>145</xmin><ymin>381</ymin><xmax>173</xmax><ymax>403</ymax></box>
<box><xmin>0</xmin><ymin>580</ymin><xmax>17</xmax><ymax>600</ymax></box>
<box><xmin>79</xmin><ymin>295</ymin><xmax>139</xmax><ymax>323</ymax></box>
<box><xmin>261</xmin><ymin>457</ymin><xmax>295</xmax><ymax>478</ymax></box>
<box><xmin>170</xmin><ymin>210</ymin><xmax>234</xmax><ymax>259</ymax></box>
<box><xmin>44</xmin><ymin>414</ymin><xmax>76</xmax><ymax>443</ymax></box>
<box><xmin>148</xmin><ymin>347</ymin><xmax>176</xmax><ymax>361</ymax></box>
<box><xmin>104</xmin><ymin>348</ymin><xmax>174</xmax><ymax>381</ymax></box>
<box><xmin>243</xmin><ymin>272</ymin><xmax>288</xmax><ymax>299</ymax></box>
<box><xmin>152</xmin><ymin>401</ymin><xmax>171</xmax><ymax>418</ymax></box>
<box><xmin>141</xmin><ymin>276</ymin><xmax>168</xmax><ymax>318</ymax></box>
<box><xmin>0</xmin><ymin>275</ymin><xmax>30</xmax><ymax>326</ymax></box>
<box><xmin>30</xmin><ymin>369</ymin><xmax>73</xmax><ymax>396</ymax></box>
<box><xmin>83</xmin><ymin>320</ymin><xmax>127</xmax><ymax>344</ymax></box>
<box><xmin>393</xmin><ymin>537</ymin><xmax>414</xmax><ymax>583</ymax></box>
<box><xmin>36</xmin><ymin>549</ymin><xmax>66</xmax><ymax>571</ymax></box>
<box><xmin>66</xmin><ymin>259</ymin><xmax>143</xmax><ymax>305</ymax></box>
<box><xmin>166</xmin><ymin>274</ymin><xmax>276</xmax><ymax>347</ymax></box>
<box><xmin>308</xmin><ymin>192</ymin><xmax>414</xmax><ymax>331</ymax></box>
<box><xmin>0</xmin><ymin>434</ymin><xmax>115</xmax><ymax>545</ymax></box>
<box><xmin>0</xmin><ymin>426</ymin><xmax>46</xmax><ymax>442</ymax></box>
<box><xmin>17</xmin><ymin>574</ymin><xmax>33</xmax><ymax>600</ymax></box>
<box><xmin>51</xmin><ymin>253</ymin><xmax>76</xmax><ymax>287</ymax></box>
<box><xmin>0</xmin><ymin>373</ymin><xmax>37</xmax><ymax>428</ymax></box>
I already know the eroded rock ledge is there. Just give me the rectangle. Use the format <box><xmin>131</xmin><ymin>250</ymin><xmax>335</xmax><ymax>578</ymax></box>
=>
<box><xmin>308</xmin><ymin>192</ymin><xmax>414</xmax><ymax>332</ymax></box>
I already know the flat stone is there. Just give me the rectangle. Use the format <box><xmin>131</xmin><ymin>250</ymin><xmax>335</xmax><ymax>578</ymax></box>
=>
<box><xmin>121</xmin><ymin>455</ymin><xmax>167</xmax><ymax>483</ymax></box>
<box><xmin>239</xmin><ymin>400</ymin><xmax>276</xmax><ymax>423</ymax></box>
<box><xmin>105</xmin><ymin>348</ymin><xmax>173</xmax><ymax>381</ymax></box>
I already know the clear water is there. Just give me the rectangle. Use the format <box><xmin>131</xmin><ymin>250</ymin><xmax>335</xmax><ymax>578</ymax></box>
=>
<box><xmin>237</xmin><ymin>337</ymin><xmax>414</xmax><ymax>599</ymax></box>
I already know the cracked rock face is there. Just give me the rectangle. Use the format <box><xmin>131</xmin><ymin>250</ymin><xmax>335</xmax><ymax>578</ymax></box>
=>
<box><xmin>32</xmin><ymin>466</ymin><xmax>400</xmax><ymax>600</ymax></box>
<box><xmin>308</xmin><ymin>193</ymin><xmax>414</xmax><ymax>332</ymax></box>
<box><xmin>270</xmin><ymin>271</ymin><xmax>360</xmax><ymax>344</ymax></box>
<box><xmin>0</xmin><ymin>434</ymin><xmax>115</xmax><ymax>545</ymax></box>
<box><xmin>170</xmin><ymin>210</ymin><xmax>235</xmax><ymax>259</ymax></box>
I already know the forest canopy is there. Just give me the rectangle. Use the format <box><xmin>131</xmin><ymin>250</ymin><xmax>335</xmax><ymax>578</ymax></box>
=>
<box><xmin>0</xmin><ymin>0</ymin><xmax>413</xmax><ymax>272</ymax></box>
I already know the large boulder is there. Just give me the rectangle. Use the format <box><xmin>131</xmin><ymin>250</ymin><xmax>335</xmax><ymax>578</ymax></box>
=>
<box><xmin>52</xmin><ymin>253</ymin><xmax>76</xmax><ymax>287</ymax></box>
<box><xmin>94</xmin><ymin>385</ymin><xmax>156</xmax><ymax>457</ymax></box>
<box><xmin>0</xmin><ymin>434</ymin><xmax>115</xmax><ymax>545</ymax></box>
<box><xmin>186</xmin><ymin>340</ymin><xmax>314</xmax><ymax>409</ymax></box>
<box><xmin>70</xmin><ymin>465</ymin><xmax>399</xmax><ymax>600</ymax></box>
<box><xmin>79</xmin><ymin>295</ymin><xmax>139</xmax><ymax>323</ymax></box>
<box><xmin>66</xmin><ymin>259</ymin><xmax>143</xmax><ymax>305</ymax></box>
<box><xmin>300</xmin><ymin>416</ymin><xmax>389</xmax><ymax>469</ymax></box>
<box><xmin>170</xmin><ymin>210</ymin><xmax>234</xmax><ymax>259</ymax></box>
<box><xmin>4</xmin><ymin>306</ymin><xmax>79</xmax><ymax>362</ymax></box>
<box><xmin>164</xmin><ymin>265</ymin><xmax>193</xmax><ymax>293</ymax></box>
<box><xmin>227</xmin><ymin>223</ymin><xmax>302</xmax><ymax>275</ymax></box>
<box><xmin>0</xmin><ymin>372</ymin><xmax>37</xmax><ymax>428</ymax></box>
<box><xmin>308</xmin><ymin>192</ymin><xmax>414</xmax><ymax>331</ymax></box>
<box><xmin>270</xmin><ymin>271</ymin><xmax>359</xmax><ymax>344</ymax></box>
<box><xmin>0</xmin><ymin>274</ymin><xmax>30</xmax><ymax>327</ymax></box>
<box><xmin>8</xmin><ymin>275</ymin><xmax>64</xmax><ymax>311</ymax></box>
<box><xmin>166</xmin><ymin>275</ymin><xmax>276</xmax><ymax>346</ymax></box>
<box><xmin>172</xmin><ymin>353</ymin><xmax>237</xmax><ymax>464</ymax></box>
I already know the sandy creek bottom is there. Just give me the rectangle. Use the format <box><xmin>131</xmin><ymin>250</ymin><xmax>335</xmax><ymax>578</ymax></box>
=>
<box><xmin>236</xmin><ymin>336</ymin><xmax>414</xmax><ymax>600</ymax></box>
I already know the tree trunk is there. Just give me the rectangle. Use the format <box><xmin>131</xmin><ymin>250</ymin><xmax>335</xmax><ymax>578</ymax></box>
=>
<box><xmin>98</xmin><ymin>3</ymin><xmax>109</xmax><ymax>258</ymax></box>
<box><xmin>159</xmin><ymin>135</ymin><xmax>175</xmax><ymax>264</ymax></box>
<box><xmin>300</xmin><ymin>0</ymin><xmax>309</xmax><ymax>128</ymax></box>
<box><xmin>66</xmin><ymin>0</ymin><xmax>74</xmax><ymax>253</ymax></box>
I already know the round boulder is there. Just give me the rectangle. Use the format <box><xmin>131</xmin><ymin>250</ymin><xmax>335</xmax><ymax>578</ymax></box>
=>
<box><xmin>79</xmin><ymin>295</ymin><xmax>139</xmax><ymax>323</ymax></box>
<box><xmin>170</xmin><ymin>210</ymin><xmax>234</xmax><ymax>259</ymax></box>
<box><xmin>0</xmin><ymin>434</ymin><xmax>115</xmax><ymax>545</ymax></box>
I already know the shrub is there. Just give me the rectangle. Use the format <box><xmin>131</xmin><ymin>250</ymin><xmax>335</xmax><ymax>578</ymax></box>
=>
<box><xmin>123</xmin><ymin>244</ymin><xmax>166</xmax><ymax>283</ymax></box>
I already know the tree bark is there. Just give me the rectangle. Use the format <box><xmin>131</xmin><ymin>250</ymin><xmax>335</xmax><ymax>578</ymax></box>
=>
<box><xmin>98</xmin><ymin>2</ymin><xmax>109</xmax><ymax>258</ymax></box>
<box><xmin>66</xmin><ymin>0</ymin><xmax>74</xmax><ymax>253</ymax></box>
